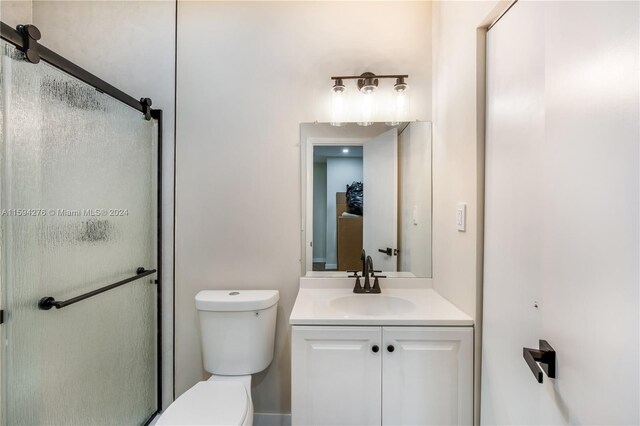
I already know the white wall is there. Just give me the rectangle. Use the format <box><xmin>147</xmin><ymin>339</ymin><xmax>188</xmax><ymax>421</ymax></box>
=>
<box><xmin>27</xmin><ymin>1</ymin><xmax>176</xmax><ymax>409</ymax></box>
<box><xmin>432</xmin><ymin>0</ymin><xmax>499</xmax><ymax>337</ymax></box>
<box><xmin>176</xmin><ymin>1</ymin><xmax>432</xmax><ymax>414</ymax></box>
<box><xmin>398</xmin><ymin>121</ymin><xmax>432</xmax><ymax>277</ymax></box>
<box><xmin>1</xmin><ymin>0</ymin><xmax>32</xmax><ymax>27</ymax></box>
<box><xmin>325</xmin><ymin>157</ymin><xmax>363</xmax><ymax>268</ymax></box>
<box><xmin>312</xmin><ymin>162</ymin><xmax>326</xmax><ymax>262</ymax></box>
<box><xmin>431</xmin><ymin>0</ymin><xmax>504</xmax><ymax>421</ymax></box>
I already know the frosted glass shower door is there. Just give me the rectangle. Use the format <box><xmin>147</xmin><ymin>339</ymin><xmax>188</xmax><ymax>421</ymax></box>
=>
<box><xmin>0</xmin><ymin>41</ymin><xmax>158</xmax><ymax>425</ymax></box>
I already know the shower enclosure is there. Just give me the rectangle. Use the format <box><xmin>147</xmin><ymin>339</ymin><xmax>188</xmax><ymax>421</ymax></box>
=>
<box><xmin>0</xmin><ymin>23</ymin><xmax>163</xmax><ymax>425</ymax></box>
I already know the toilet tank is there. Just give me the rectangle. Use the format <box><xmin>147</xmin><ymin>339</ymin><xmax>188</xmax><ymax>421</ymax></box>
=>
<box><xmin>195</xmin><ymin>290</ymin><xmax>279</xmax><ymax>375</ymax></box>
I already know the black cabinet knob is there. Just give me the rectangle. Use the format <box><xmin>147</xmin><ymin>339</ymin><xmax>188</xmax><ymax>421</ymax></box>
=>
<box><xmin>387</xmin><ymin>345</ymin><xmax>395</xmax><ymax>352</ymax></box>
<box><xmin>372</xmin><ymin>345</ymin><xmax>379</xmax><ymax>353</ymax></box>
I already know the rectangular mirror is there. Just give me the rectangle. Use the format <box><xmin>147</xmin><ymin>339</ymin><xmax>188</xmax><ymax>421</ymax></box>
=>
<box><xmin>301</xmin><ymin>122</ymin><xmax>432</xmax><ymax>278</ymax></box>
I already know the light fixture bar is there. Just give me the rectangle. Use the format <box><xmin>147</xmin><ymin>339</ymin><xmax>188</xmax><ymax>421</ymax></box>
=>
<box><xmin>330</xmin><ymin>74</ymin><xmax>408</xmax><ymax>80</ymax></box>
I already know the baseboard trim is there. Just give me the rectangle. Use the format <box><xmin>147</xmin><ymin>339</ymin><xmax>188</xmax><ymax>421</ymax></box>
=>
<box><xmin>253</xmin><ymin>413</ymin><xmax>291</xmax><ymax>426</ymax></box>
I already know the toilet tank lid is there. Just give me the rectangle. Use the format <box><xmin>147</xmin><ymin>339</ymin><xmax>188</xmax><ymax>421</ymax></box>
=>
<box><xmin>196</xmin><ymin>290</ymin><xmax>279</xmax><ymax>312</ymax></box>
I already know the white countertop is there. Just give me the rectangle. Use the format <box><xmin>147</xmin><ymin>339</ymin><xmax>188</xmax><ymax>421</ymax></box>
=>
<box><xmin>290</xmin><ymin>277</ymin><xmax>474</xmax><ymax>326</ymax></box>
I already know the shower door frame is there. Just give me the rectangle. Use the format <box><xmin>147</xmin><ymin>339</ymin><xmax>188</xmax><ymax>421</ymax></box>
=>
<box><xmin>0</xmin><ymin>21</ymin><xmax>164</xmax><ymax>425</ymax></box>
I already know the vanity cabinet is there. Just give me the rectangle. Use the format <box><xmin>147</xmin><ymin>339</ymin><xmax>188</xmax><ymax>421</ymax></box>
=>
<box><xmin>291</xmin><ymin>326</ymin><xmax>473</xmax><ymax>426</ymax></box>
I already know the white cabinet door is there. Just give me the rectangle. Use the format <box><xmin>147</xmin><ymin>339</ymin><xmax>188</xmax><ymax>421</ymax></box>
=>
<box><xmin>382</xmin><ymin>327</ymin><xmax>473</xmax><ymax>426</ymax></box>
<box><xmin>291</xmin><ymin>326</ymin><xmax>382</xmax><ymax>426</ymax></box>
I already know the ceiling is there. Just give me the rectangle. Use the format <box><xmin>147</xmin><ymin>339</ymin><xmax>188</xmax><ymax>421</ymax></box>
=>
<box><xmin>313</xmin><ymin>145</ymin><xmax>363</xmax><ymax>163</ymax></box>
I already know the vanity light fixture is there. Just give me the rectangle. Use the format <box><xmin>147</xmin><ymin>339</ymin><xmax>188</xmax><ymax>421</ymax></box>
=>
<box><xmin>357</xmin><ymin>72</ymin><xmax>379</xmax><ymax>94</ymax></box>
<box><xmin>359</xmin><ymin>88</ymin><xmax>375</xmax><ymax>127</ymax></box>
<box><xmin>330</xmin><ymin>78</ymin><xmax>347</xmax><ymax>127</ymax></box>
<box><xmin>330</xmin><ymin>72</ymin><xmax>408</xmax><ymax>94</ymax></box>
<box><xmin>387</xmin><ymin>77</ymin><xmax>409</xmax><ymax>126</ymax></box>
<box><xmin>332</xmin><ymin>78</ymin><xmax>346</xmax><ymax>93</ymax></box>
<box><xmin>330</xmin><ymin>72</ymin><xmax>409</xmax><ymax>126</ymax></box>
<box><xmin>342</xmin><ymin>148</ymin><xmax>349</xmax><ymax>153</ymax></box>
<box><xmin>393</xmin><ymin>77</ymin><xmax>408</xmax><ymax>92</ymax></box>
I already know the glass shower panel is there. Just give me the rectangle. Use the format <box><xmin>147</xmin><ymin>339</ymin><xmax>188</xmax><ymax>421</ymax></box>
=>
<box><xmin>0</xmin><ymin>30</ymin><xmax>4</xmax><ymax>426</ymax></box>
<box><xmin>0</xmin><ymin>41</ymin><xmax>157</xmax><ymax>425</ymax></box>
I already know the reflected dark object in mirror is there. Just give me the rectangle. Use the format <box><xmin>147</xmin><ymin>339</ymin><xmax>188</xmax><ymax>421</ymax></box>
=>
<box><xmin>346</xmin><ymin>181</ymin><xmax>363</xmax><ymax>215</ymax></box>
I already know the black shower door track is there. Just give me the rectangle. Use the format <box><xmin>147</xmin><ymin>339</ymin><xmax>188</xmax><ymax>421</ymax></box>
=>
<box><xmin>0</xmin><ymin>21</ymin><xmax>164</xmax><ymax>425</ymax></box>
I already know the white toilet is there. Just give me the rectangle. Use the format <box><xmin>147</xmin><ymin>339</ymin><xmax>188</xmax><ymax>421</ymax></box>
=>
<box><xmin>157</xmin><ymin>290</ymin><xmax>279</xmax><ymax>426</ymax></box>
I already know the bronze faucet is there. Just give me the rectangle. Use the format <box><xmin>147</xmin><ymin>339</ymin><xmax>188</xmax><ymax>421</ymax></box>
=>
<box><xmin>350</xmin><ymin>250</ymin><xmax>384</xmax><ymax>294</ymax></box>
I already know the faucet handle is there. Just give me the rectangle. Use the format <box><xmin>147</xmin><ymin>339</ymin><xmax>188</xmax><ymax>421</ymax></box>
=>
<box><xmin>347</xmin><ymin>270</ymin><xmax>361</xmax><ymax>278</ymax></box>
<box><xmin>372</xmin><ymin>275</ymin><xmax>386</xmax><ymax>293</ymax></box>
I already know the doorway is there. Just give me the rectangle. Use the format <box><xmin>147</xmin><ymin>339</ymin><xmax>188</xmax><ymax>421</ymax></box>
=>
<box><xmin>312</xmin><ymin>146</ymin><xmax>363</xmax><ymax>271</ymax></box>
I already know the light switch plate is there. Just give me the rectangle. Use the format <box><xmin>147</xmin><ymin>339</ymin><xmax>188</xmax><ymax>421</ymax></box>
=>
<box><xmin>456</xmin><ymin>203</ymin><xmax>466</xmax><ymax>232</ymax></box>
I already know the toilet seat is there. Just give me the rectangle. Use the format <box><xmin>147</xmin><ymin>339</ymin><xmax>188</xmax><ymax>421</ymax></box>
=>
<box><xmin>156</xmin><ymin>381</ymin><xmax>250</xmax><ymax>425</ymax></box>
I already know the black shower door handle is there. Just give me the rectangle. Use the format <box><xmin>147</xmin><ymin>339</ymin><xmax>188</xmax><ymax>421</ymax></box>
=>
<box><xmin>38</xmin><ymin>267</ymin><xmax>156</xmax><ymax>310</ymax></box>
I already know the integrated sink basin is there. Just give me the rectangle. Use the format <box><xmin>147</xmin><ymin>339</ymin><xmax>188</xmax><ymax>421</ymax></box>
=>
<box><xmin>290</xmin><ymin>277</ymin><xmax>474</xmax><ymax>326</ymax></box>
<box><xmin>330</xmin><ymin>295</ymin><xmax>416</xmax><ymax>316</ymax></box>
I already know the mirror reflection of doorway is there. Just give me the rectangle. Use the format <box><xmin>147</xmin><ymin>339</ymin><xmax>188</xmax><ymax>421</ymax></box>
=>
<box><xmin>312</xmin><ymin>146</ymin><xmax>363</xmax><ymax>271</ymax></box>
<box><xmin>303</xmin><ymin>122</ymin><xmax>432</xmax><ymax>277</ymax></box>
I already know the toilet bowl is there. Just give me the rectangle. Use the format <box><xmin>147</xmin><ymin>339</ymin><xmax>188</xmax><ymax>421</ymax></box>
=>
<box><xmin>157</xmin><ymin>290</ymin><xmax>279</xmax><ymax>426</ymax></box>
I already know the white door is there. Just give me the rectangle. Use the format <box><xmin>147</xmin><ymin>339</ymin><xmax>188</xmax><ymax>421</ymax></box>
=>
<box><xmin>482</xmin><ymin>1</ymin><xmax>639</xmax><ymax>424</ymax></box>
<box><xmin>291</xmin><ymin>326</ymin><xmax>382</xmax><ymax>426</ymax></box>
<box><xmin>363</xmin><ymin>128</ymin><xmax>398</xmax><ymax>271</ymax></box>
<box><xmin>382</xmin><ymin>327</ymin><xmax>473</xmax><ymax>426</ymax></box>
